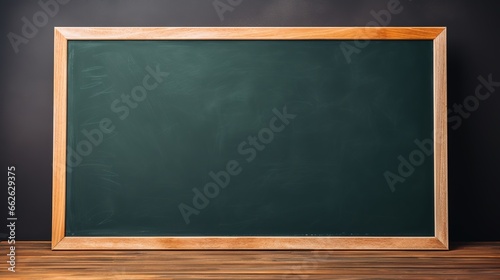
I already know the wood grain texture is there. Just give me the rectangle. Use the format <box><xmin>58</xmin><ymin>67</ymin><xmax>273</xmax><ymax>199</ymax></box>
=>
<box><xmin>2</xmin><ymin>242</ymin><xmax>500</xmax><ymax>279</ymax></box>
<box><xmin>54</xmin><ymin>236</ymin><xmax>447</xmax><ymax>250</ymax></box>
<box><xmin>52</xmin><ymin>28</ymin><xmax>68</xmax><ymax>250</ymax></box>
<box><xmin>56</xmin><ymin>27</ymin><xmax>444</xmax><ymax>40</ymax></box>
<box><xmin>433</xmin><ymin>29</ymin><xmax>448</xmax><ymax>249</ymax></box>
<box><xmin>52</xmin><ymin>27</ymin><xmax>448</xmax><ymax>250</ymax></box>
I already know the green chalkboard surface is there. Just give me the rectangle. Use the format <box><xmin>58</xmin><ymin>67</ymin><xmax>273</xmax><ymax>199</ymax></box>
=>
<box><xmin>66</xmin><ymin>40</ymin><xmax>434</xmax><ymax>237</ymax></box>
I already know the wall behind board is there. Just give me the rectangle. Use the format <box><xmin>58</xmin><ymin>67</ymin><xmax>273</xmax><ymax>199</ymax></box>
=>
<box><xmin>0</xmin><ymin>0</ymin><xmax>499</xmax><ymax>242</ymax></box>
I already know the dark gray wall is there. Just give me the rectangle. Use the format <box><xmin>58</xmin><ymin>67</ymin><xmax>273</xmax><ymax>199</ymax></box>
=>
<box><xmin>1</xmin><ymin>0</ymin><xmax>499</xmax><ymax>241</ymax></box>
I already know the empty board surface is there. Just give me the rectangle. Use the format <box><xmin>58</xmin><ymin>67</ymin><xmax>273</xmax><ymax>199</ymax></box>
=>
<box><xmin>65</xmin><ymin>40</ymin><xmax>434</xmax><ymax>237</ymax></box>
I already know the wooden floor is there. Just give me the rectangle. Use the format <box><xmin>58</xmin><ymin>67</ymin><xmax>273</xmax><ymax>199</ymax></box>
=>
<box><xmin>1</xmin><ymin>242</ymin><xmax>499</xmax><ymax>279</ymax></box>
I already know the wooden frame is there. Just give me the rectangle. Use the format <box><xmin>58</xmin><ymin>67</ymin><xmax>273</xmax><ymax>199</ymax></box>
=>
<box><xmin>53</xmin><ymin>27</ymin><xmax>447</xmax><ymax>250</ymax></box>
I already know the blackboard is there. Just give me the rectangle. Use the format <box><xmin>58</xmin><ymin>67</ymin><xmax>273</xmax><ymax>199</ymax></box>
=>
<box><xmin>53</xmin><ymin>27</ymin><xmax>448</xmax><ymax>250</ymax></box>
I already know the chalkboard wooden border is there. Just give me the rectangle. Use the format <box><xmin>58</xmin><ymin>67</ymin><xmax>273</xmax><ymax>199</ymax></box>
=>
<box><xmin>52</xmin><ymin>27</ymin><xmax>447</xmax><ymax>250</ymax></box>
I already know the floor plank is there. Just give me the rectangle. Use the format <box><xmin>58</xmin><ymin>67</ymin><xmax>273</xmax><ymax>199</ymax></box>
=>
<box><xmin>1</xmin><ymin>242</ymin><xmax>499</xmax><ymax>279</ymax></box>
